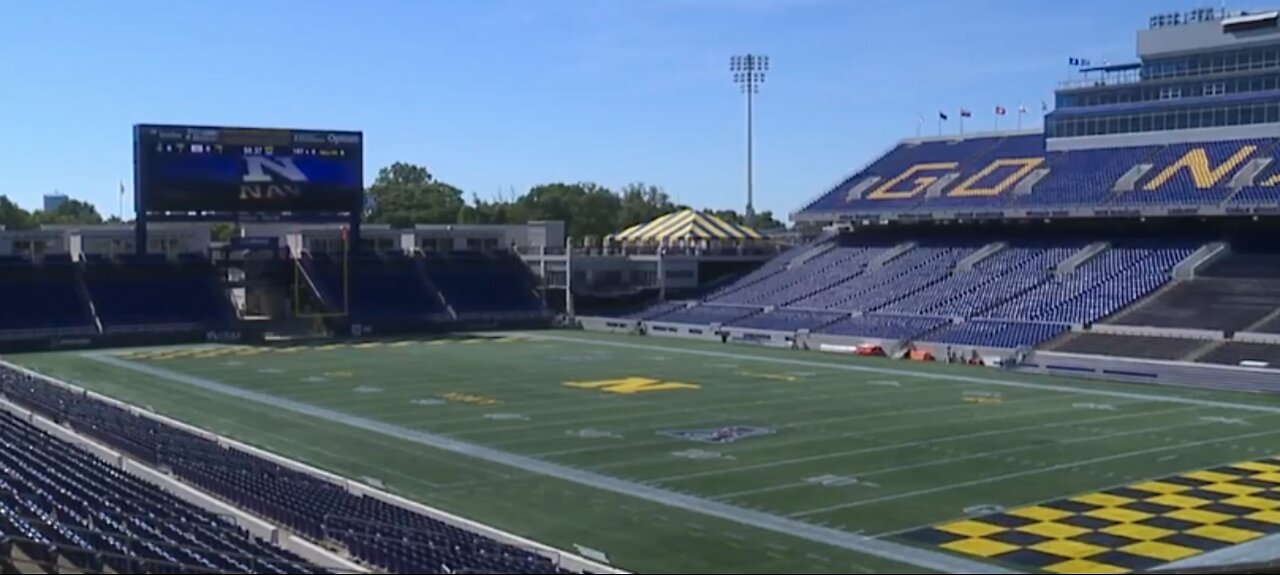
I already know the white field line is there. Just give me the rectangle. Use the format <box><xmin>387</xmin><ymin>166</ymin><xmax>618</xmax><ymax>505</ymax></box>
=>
<box><xmin>710</xmin><ymin>405</ymin><xmax>1202</xmax><ymax>501</ymax></box>
<box><xmin>532</xmin><ymin>393</ymin><xmax>1088</xmax><ymax>459</ymax></box>
<box><xmin>647</xmin><ymin>403</ymin><xmax>1203</xmax><ymax>484</ymax></box>
<box><xmin>220</xmin><ymin>359</ymin><xmax>945</xmax><ymax>431</ymax></box>
<box><xmin>89</xmin><ymin>353</ymin><xmax>1016</xmax><ymax>575</ymax></box>
<box><xmin>586</xmin><ymin>396</ymin><xmax>1136</xmax><ymax>473</ymax></box>
<box><xmin>447</xmin><ymin>381</ymin><xmax>942</xmax><ymax>438</ymax></box>
<box><xmin>536</xmin><ymin>334</ymin><xmax>1280</xmax><ymax>415</ymax></box>
<box><xmin>788</xmin><ymin>420</ymin><xmax>1280</xmax><ymax>519</ymax></box>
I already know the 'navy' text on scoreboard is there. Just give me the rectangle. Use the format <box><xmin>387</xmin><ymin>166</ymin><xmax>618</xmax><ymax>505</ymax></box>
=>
<box><xmin>134</xmin><ymin>124</ymin><xmax>364</xmax><ymax>215</ymax></box>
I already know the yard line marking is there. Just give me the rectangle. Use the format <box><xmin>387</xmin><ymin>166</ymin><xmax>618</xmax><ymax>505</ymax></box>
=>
<box><xmin>592</xmin><ymin>395</ymin><xmax>1135</xmax><ymax>474</ymax></box>
<box><xmin>788</xmin><ymin>422</ymin><xmax>1280</xmax><ymax>519</ymax></box>
<box><xmin>710</xmin><ymin>406</ymin><xmax>1201</xmax><ymax>501</ymax></box>
<box><xmin>537</xmin><ymin>334</ymin><xmax>1280</xmax><ymax>415</ymax></box>
<box><xmin>454</xmin><ymin>379</ymin><xmax>941</xmax><ymax>438</ymax></box>
<box><xmin>531</xmin><ymin>393</ymin><xmax>1081</xmax><ymax>459</ymax></box>
<box><xmin>649</xmin><ymin>403</ymin><xmax>1198</xmax><ymax>483</ymax></box>
<box><xmin>88</xmin><ymin>353</ymin><xmax>1015</xmax><ymax>575</ymax></box>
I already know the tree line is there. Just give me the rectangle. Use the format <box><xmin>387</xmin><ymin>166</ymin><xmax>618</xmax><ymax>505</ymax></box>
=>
<box><xmin>0</xmin><ymin>196</ymin><xmax>114</xmax><ymax>229</ymax></box>
<box><xmin>364</xmin><ymin>162</ymin><xmax>785</xmax><ymax>239</ymax></box>
<box><xmin>0</xmin><ymin>161</ymin><xmax>785</xmax><ymax>240</ymax></box>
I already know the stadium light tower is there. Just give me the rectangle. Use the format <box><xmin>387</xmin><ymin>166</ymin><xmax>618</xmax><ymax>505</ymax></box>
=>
<box><xmin>731</xmin><ymin>54</ymin><xmax>768</xmax><ymax>227</ymax></box>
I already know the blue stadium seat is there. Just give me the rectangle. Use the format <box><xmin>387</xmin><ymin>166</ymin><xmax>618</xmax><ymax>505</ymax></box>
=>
<box><xmin>84</xmin><ymin>255</ymin><xmax>234</xmax><ymax>332</ymax></box>
<box><xmin>0</xmin><ymin>393</ymin><xmax>327</xmax><ymax>574</ymax></box>
<box><xmin>0</xmin><ymin>368</ymin><xmax>575</xmax><ymax>575</ymax></box>
<box><xmin>0</xmin><ymin>258</ymin><xmax>96</xmax><ymax>338</ymax></box>
<box><xmin>419</xmin><ymin>251</ymin><xmax>545</xmax><ymax>316</ymax></box>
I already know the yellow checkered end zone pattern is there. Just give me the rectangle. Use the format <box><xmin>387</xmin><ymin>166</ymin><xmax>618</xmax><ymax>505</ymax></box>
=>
<box><xmin>114</xmin><ymin>336</ymin><xmax>533</xmax><ymax>361</ymax></box>
<box><xmin>904</xmin><ymin>458</ymin><xmax>1280</xmax><ymax>574</ymax></box>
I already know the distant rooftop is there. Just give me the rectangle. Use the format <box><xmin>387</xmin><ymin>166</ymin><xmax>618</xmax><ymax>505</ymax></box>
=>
<box><xmin>1149</xmin><ymin>6</ymin><xmax>1280</xmax><ymax>30</ymax></box>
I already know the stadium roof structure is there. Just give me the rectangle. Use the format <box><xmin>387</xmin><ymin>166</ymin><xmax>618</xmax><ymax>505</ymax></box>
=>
<box><xmin>610</xmin><ymin>209</ymin><xmax>763</xmax><ymax>243</ymax></box>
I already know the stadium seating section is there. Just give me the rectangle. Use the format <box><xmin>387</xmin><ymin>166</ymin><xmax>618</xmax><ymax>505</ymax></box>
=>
<box><xmin>795</xmin><ymin>135</ymin><xmax>1280</xmax><ymax>215</ymax></box>
<box><xmin>1046</xmin><ymin>332</ymin><xmax>1210</xmax><ymax>361</ymax></box>
<box><xmin>420</xmin><ymin>251</ymin><xmax>545</xmax><ymax>316</ymax></box>
<box><xmin>0</xmin><ymin>399</ymin><xmax>326</xmax><ymax>573</ymax></box>
<box><xmin>0</xmin><ymin>368</ymin><xmax>575</xmax><ymax>574</ymax></box>
<box><xmin>1198</xmin><ymin>342</ymin><xmax>1280</xmax><ymax>367</ymax></box>
<box><xmin>83</xmin><ymin>254</ymin><xmax>235</xmax><ymax>333</ymax></box>
<box><xmin>0</xmin><ymin>256</ymin><xmax>95</xmax><ymax>339</ymax></box>
<box><xmin>0</xmin><ymin>249</ymin><xmax>548</xmax><ymax>341</ymax></box>
<box><xmin>303</xmin><ymin>252</ymin><xmax>448</xmax><ymax>321</ymax></box>
<box><xmin>643</xmin><ymin>235</ymin><xmax>1199</xmax><ymax>349</ymax></box>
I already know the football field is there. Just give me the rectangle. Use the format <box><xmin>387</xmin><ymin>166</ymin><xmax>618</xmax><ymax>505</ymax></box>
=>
<box><xmin>11</xmin><ymin>331</ymin><xmax>1280</xmax><ymax>574</ymax></box>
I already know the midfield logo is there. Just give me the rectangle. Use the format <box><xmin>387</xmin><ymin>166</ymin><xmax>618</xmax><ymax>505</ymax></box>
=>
<box><xmin>660</xmin><ymin>425</ymin><xmax>775</xmax><ymax>444</ymax></box>
<box><xmin>240</xmin><ymin>156</ymin><xmax>307</xmax><ymax>201</ymax></box>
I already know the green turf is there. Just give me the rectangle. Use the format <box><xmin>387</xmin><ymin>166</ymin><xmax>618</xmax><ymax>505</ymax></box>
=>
<box><xmin>10</xmin><ymin>330</ymin><xmax>1280</xmax><ymax>574</ymax></box>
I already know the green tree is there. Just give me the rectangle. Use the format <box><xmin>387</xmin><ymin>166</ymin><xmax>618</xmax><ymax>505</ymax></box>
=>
<box><xmin>211</xmin><ymin>222</ymin><xmax>237</xmax><ymax>242</ymax></box>
<box><xmin>518</xmin><ymin>182</ymin><xmax>621</xmax><ymax>239</ymax></box>
<box><xmin>32</xmin><ymin>199</ymin><xmax>103</xmax><ymax>226</ymax></box>
<box><xmin>754</xmin><ymin>210</ymin><xmax>786</xmax><ymax>231</ymax></box>
<box><xmin>617</xmin><ymin>182</ymin><xmax>679</xmax><ymax>230</ymax></box>
<box><xmin>365</xmin><ymin>162</ymin><xmax>466</xmax><ymax>227</ymax></box>
<box><xmin>0</xmin><ymin>196</ymin><xmax>32</xmax><ymax>230</ymax></box>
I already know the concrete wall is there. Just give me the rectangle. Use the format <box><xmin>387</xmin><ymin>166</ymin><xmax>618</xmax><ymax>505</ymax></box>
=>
<box><xmin>1090</xmin><ymin>323</ymin><xmax>1225</xmax><ymax>340</ymax></box>
<box><xmin>1021</xmin><ymin>351</ymin><xmax>1280</xmax><ymax>393</ymax></box>
<box><xmin>579</xmin><ymin>316</ymin><xmax>640</xmax><ymax>334</ymax></box>
<box><xmin>1139</xmin><ymin>17</ymin><xmax>1280</xmax><ymax>58</ymax></box>
<box><xmin>643</xmin><ymin>321</ymin><xmax>722</xmax><ymax>341</ymax></box>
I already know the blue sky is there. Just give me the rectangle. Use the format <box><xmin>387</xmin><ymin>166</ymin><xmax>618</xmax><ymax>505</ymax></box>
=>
<box><xmin>0</xmin><ymin>0</ymin><xmax>1174</xmax><ymax>220</ymax></box>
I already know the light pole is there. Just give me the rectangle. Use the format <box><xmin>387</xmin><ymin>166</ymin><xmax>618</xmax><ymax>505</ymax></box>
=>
<box><xmin>731</xmin><ymin>54</ymin><xmax>768</xmax><ymax>227</ymax></box>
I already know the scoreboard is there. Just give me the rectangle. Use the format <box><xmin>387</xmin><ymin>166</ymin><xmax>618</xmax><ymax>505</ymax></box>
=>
<box><xmin>134</xmin><ymin>124</ymin><xmax>364</xmax><ymax>217</ymax></box>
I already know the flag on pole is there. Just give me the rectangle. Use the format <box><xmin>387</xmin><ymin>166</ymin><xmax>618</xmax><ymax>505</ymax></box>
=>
<box><xmin>960</xmin><ymin>109</ymin><xmax>973</xmax><ymax>118</ymax></box>
<box><xmin>939</xmin><ymin>111</ymin><xmax>949</xmax><ymax>121</ymax></box>
<box><xmin>1042</xmin><ymin>100</ymin><xmax>1050</xmax><ymax>113</ymax></box>
<box><xmin>1018</xmin><ymin>104</ymin><xmax>1028</xmax><ymax>114</ymax></box>
<box><xmin>119</xmin><ymin>181</ymin><xmax>126</xmax><ymax>198</ymax></box>
<box><xmin>995</xmin><ymin>106</ymin><xmax>1007</xmax><ymax>116</ymax></box>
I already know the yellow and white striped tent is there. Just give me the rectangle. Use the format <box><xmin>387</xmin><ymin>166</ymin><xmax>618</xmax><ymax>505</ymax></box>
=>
<box><xmin>610</xmin><ymin>209</ymin><xmax>763</xmax><ymax>243</ymax></box>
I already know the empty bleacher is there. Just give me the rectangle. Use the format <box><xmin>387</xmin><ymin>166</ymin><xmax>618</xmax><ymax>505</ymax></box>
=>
<box><xmin>630</xmin><ymin>235</ymin><xmax>1199</xmax><ymax>349</ymax></box>
<box><xmin>83</xmin><ymin>254</ymin><xmax>234</xmax><ymax>333</ymax></box>
<box><xmin>1106</xmin><ymin>246</ymin><xmax>1280</xmax><ymax>332</ymax></box>
<box><xmin>792</xmin><ymin>134</ymin><xmax>1280</xmax><ymax>218</ymax></box>
<box><xmin>1114</xmin><ymin>139</ymin><xmax>1273</xmax><ymax>206</ymax></box>
<box><xmin>0</xmin><ymin>402</ymin><xmax>326</xmax><ymax>574</ymax></box>
<box><xmin>1047</xmin><ymin>332</ymin><xmax>1208</xmax><ymax>361</ymax></box>
<box><xmin>728</xmin><ymin>309</ymin><xmax>845</xmax><ymax>332</ymax></box>
<box><xmin>1198</xmin><ymin>342</ymin><xmax>1280</xmax><ymax>368</ymax></box>
<box><xmin>420</xmin><ymin>251</ymin><xmax>545</xmax><ymax>316</ymax></box>
<box><xmin>1019</xmin><ymin>147</ymin><xmax>1160</xmax><ymax>207</ymax></box>
<box><xmin>925</xmin><ymin>320</ymin><xmax>1070</xmax><ymax>348</ymax></box>
<box><xmin>650</xmin><ymin>304</ymin><xmax>760</xmax><ymax>326</ymax></box>
<box><xmin>304</xmin><ymin>251</ymin><xmax>448</xmax><ymax>321</ymax></box>
<box><xmin>819</xmin><ymin>314</ymin><xmax>948</xmax><ymax>340</ymax></box>
<box><xmin>0</xmin><ymin>367</ymin><xmax>572</xmax><ymax>574</ymax></box>
<box><xmin>0</xmin><ymin>256</ymin><xmax>95</xmax><ymax>340</ymax></box>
